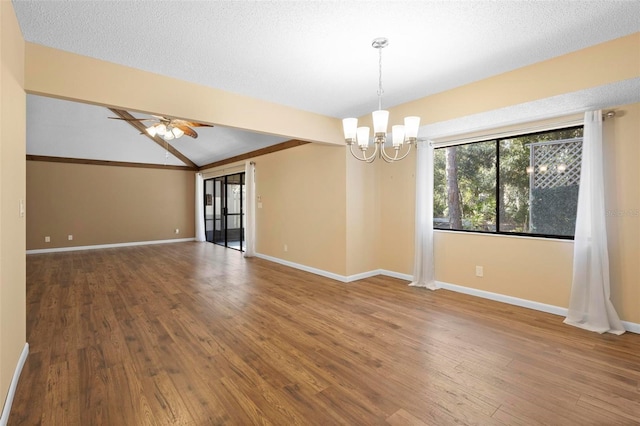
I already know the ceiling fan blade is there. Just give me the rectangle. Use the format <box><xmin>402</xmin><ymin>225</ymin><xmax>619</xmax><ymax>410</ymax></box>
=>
<box><xmin>171</xmin><ymin>119</ymin><xmax>213</xmax><ymax>129</ymax></box>
<box><xmin>175</xmin><ymin>125</ymin><xmax>198</xmax><ymax>138</ymax></box>
<box><xmin>108</xmin><ymin>117</ymin><xmax>154</xmax><ymax>122</ymax></box>
<box><xmin>186</xmin><ymin>122</ymin><xmax>213</xmax><ymax>128</ymax></box>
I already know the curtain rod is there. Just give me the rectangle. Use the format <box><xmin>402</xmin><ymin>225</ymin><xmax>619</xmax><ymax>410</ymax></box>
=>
<box><xmin>430</xmin><ymin>110</ymin><xmax>617</xmax><ymax>148</ymax></box>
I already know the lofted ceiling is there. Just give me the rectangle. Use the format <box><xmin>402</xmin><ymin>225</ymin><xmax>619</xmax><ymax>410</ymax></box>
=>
<box><xmin>13</xmin><ymin>0</ymin><xmax>640</xmax><ymax>168</ymax></box>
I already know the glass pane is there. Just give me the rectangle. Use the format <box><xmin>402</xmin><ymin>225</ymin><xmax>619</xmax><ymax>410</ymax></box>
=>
<box><xmin>434</xmin><ymin>142</ymin><xmax>496</xmax><ymax>231</ymax></box>
<box><xmin>499</xmin><ymin>138</ymin><xmax>532</xmax><ymax>233</ymax></box>
<box><xmin>226</xmin><ymin>214</ymin><xmax>242</xmax><ymax>249</ymax></box>
<box><xmin>227</xmin><ymin>183</ymin><xmax>241</xmax><ymax>215</ymax></box>
<box><xmin>502</xmin><ymin>127</ymin><xmax>583</xmax><ymax>237</ymax></box>
<box><xmin>204</xmin><ymin>179</ymin><xmax>214</xmax><ymax>242</ymax></box>
<box><xmin>213</xmin><ymin>179</ymin><xmax>225</xmax><ymax>244</ymax></box>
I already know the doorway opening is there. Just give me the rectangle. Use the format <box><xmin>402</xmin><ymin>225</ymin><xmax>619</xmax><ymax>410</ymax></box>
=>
<box><xmin>204</xmin><ymin>173</ymin><xmax>245</xmax><ymax>251</ymax></box>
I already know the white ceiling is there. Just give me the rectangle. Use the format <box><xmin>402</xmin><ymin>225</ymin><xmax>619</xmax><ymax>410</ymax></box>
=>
<box><xmin>13</xmin><ymin>0</ymin><xmax>640</xmax><ymax>167</ymax></box>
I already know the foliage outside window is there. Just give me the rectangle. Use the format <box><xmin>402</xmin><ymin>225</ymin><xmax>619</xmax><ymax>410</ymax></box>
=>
<box><xmin>433</xmin><ymin>126</ymin><xmax>584</xmax><ymax>238</ymax></box>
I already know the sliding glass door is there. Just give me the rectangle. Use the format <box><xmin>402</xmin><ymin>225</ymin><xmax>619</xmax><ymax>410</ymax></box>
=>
<box><xmin>204</xmin><ymin>173</ymin><xmax>245</xmax><ymax>251</ymax></box>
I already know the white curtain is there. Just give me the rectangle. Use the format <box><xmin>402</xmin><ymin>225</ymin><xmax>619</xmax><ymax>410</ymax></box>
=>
<box><xmin>563</xmin><ymin>110</ymin><xmax>624</xmax><ymax>335</ymax></box>
<box><xmin>195</xmin><ymin>173</ymin><xmax>206</xmax><ymax>242</ymax></box>
<box><xmin>410</xmin><ymin>140</ymin><xmax>437</xmax><ymax>290</ymax></box>
<box><xmin>244</xmin><ymin>161</ymin><xmax>256</xmax><ymax>257</ymax></box>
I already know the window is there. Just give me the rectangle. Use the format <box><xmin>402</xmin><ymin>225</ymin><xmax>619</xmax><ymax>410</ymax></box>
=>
<box><xmin>434</xmin><ymin>126</ymin><xmax>584</xmax><ymax>239</ymax></box>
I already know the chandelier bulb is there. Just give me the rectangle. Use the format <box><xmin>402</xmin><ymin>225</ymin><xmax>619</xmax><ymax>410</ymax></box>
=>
<box><xmin>356</xmin><ymin>127</ymin><xmax>370</xmax><ymax>148</ymax></box>
<box><xmin>342</xmin><ymin>118</ymin><xmax>358</xmax><ymax>142</ymax></box>
<box><xmin>392</xmin><ymin>125</ymin><xmax>405</xmax><ymax>147</ymax></box>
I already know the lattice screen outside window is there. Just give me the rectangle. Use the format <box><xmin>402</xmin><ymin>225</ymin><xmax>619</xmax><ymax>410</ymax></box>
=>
<box><xmin>527</xmin><ymin>137</ymin><xmax>583</xmax><ymax>236</ymax></box>
<box><xmin>528</xmin><ymin>138</ymin><xmax>583</xmax><ymax>189</ymax></box>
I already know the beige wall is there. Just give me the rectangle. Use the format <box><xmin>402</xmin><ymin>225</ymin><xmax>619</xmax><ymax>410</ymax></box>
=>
<box><xmin>26</xmin><ymin>162</ymin><xmax>195</xmax><ymax>249</ymax></box>
<box><xmin>345</xmin><ymin>153</ymin><xmax>380</xmax><ymax>276</ymax></box>
<box><xmin>378</xmin><ymin>152</ymin><xmax>417</xmax><ymax>275</ymax></box>
<box><xmin>0</xmin><ymin>0</ymin><xmax>26</xmax><ymax>407</ymax></box>
<box><xmin>603</xmin><ymin>103</ymin><xmax>640</xmax><ymax>323</ymax></box>
<box><xmin>252</xmin><ymin>143</ymin><xmax>347</xmax><ymax>275</ymax></box>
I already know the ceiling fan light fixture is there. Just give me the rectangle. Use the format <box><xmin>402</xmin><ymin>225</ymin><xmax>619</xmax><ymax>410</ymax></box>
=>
<box><xmin>155</xmin><ymin>123</ymin><xmax>167</xmax><ymax>136</ymax></box>
<box><xmin>145</xmin><ymin>125</ymin><xmax>157</xmax><ymax>137</ymax></box>
<box><xmin>163</xmin><ymin>130</ymin><xmax>175</xmax><ymax>141</ymax></box>
<box><xmin>171</xmin><ymin>127</ymin><xmax>185</xmax><ymax>138</ymax></box>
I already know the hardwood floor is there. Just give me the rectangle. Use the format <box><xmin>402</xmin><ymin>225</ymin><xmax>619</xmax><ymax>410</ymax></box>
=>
<box><xmin>10</xmin><ymin>242</ymin><xmax>640</xmax><ymax>425</ymax></box>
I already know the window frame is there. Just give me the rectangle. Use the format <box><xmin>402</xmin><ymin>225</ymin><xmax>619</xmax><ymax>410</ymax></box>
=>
<box><xmin>433</xmin><ymin>125</ymin><xmax>584</xmax><ymax>241</ymax></box>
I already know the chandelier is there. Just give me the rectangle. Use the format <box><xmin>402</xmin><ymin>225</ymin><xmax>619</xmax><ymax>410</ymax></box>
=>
<box><xmin>343</xmin><ymin>37</ymin><xmax>420</xmax><ymax>163</ymax></box>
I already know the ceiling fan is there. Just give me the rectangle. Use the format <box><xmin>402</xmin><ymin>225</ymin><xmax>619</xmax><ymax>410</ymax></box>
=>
<box><xmin>109</xmin><ymin>115</ymin><xmax>213</xmax><ymax>140</ymax></box>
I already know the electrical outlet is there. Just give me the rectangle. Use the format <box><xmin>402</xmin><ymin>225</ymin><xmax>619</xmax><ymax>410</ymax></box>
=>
<box><xmin>175</xmin><ymin>228</ymin><xmax>180</xmax><ymax>234</ymax></box>
<box><xmin>45</xmin><ymin>236</ymin><xmax>50</xmax><ymax>243</ymax></box>
<box><xmin>475</xmin><ymin>266</ymin><xmax>484</xmax><ymax>277</ymax></box>
<box><xmin>68</xmin><ymin>235</ymin><xmax>73</xmax><ymax>241</ymax></box>
<box><xmin>284</xmin><ymin>244</ymin><xmax>288</xmax><ymax>252</ymax></box>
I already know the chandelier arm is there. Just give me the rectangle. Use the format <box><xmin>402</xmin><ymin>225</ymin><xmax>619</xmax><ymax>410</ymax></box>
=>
<box><xmin>367</xmin><ymin>142</ymin><xmax>380</xmax><ymax>163</ymax></box>
<box><xmin>379</xmin><ymin>142</ymin><xmax>414</xmax><ymax>162</ymax></box>
<box><xmin>379</xmin><ymin>145</ymin><xmax>397</xmax><ymax>162</ymax></box>
<box><xmin>349</xmin><ymin>142</ymin><xmax>378</xmax><ymax>163</ymax></box>
<box><xmin>391</xmin><ymin>143</ymin><xmax>414</xmax><ymax>161</ymax></box>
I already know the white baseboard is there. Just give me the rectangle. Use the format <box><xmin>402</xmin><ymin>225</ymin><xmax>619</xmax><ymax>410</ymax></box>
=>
<box><xmin>0</xmin><ymin>343</ymin><xmax>29</xmax><ymax>426</ymax></box>
<box><xmin>435</xmin><ymin>280</ymin><xmax>570</xmax><ymax>317</ymax></box>
<box><xmin>435</xmin><ymin>280</ymin><xmax>640</xmax><ymax>334</ymax></box>
<box><xmin>622</xmin><ymin>321</ymin><xmax>640</xmax><ymax>334</ymax></box>
<box><xmin>26</xmin><ymin>238</ymin><xmax>195</xmax><ymax>254</ymax></box>
<box><xmin>251</xmin><ymin>254</ymin><xmax>640</xmax><ymax>334</ymax></box>
<box><xmin>253</xmin><ymin>254</ymin><xmax>414</xmax><ymax>284</ymax></box>
<box><xmin>254</xmin><ymin>253</ymin><xmax>349</xmax><ymax>282</ymax></box>
<box><xmin>379</xmin><ymin>270</ymin><xmax>413</xmax><ymax>282</ymax></box>
<box><xmin>343</xmin><ymin>270</ymin><xmax>380</xmax><ymax>282</ymax></box>
<box><xmin>344</xmin><ymin>269</ymin><xmax>413</xmax><ymax>282</ymax></box>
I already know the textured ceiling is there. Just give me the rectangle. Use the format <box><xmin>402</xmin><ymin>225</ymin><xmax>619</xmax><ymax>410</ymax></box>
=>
<box><xmin>14</xmin><ymin>0</ymin><xmax>640</xmax><ymax>166</ymax></box>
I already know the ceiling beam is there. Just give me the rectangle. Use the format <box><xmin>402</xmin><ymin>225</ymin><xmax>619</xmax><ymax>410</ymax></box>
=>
<box><xmin>108</xmin><ymin>108</ymin><xmax>199</xmax><ymax>169</ymax></box>
<box><xmin>198</xmin><ymin>139</ymin><xmax>309</xmax><ymax>171</ymax></box>
<box><xmin>26</xmin><ymin>155</ymin><xmax>196</xmax><ymax>171</ymax></box>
